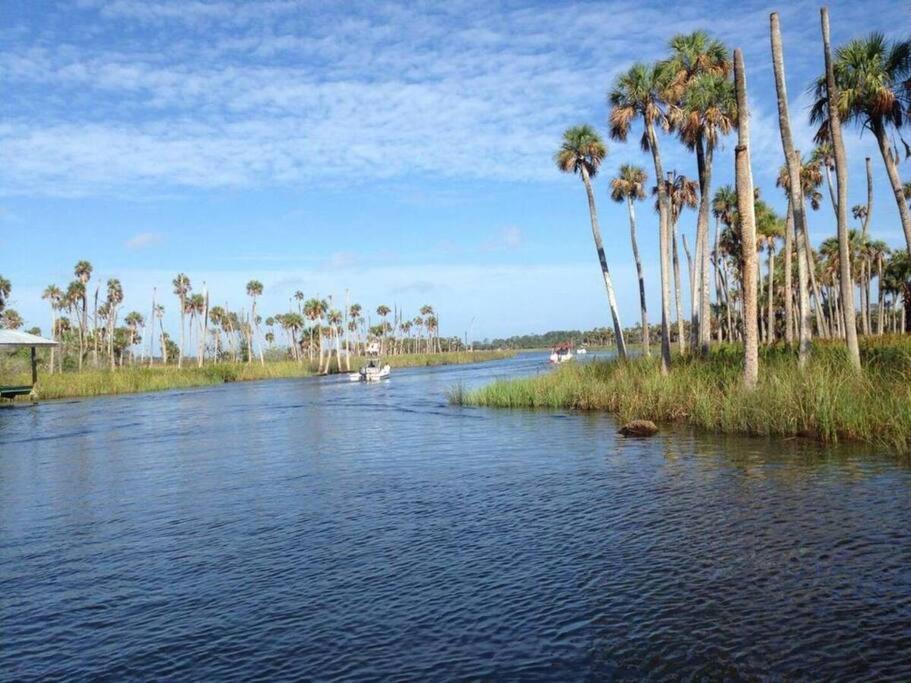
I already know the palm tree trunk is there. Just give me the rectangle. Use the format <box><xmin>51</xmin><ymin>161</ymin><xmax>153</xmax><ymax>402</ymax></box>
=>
<box><xmin>683</xmin><ymin>232</ymin><xmax>694</xmax><ymax>310</ymax></box>
<box><xmin>870</xmin><ymin>119</ymin><xmax>911</xmax><ymax>257</ymax></box>
<box><xmin>646</xmin><ymin>122</ymin><xmax>673</xmax><ymax>372</ymax></box>
<box><xmin>767</xmin><ymin>245</ymin><xmax>776</xmax><ymax>343</ymax></box>
<box><xmin>771</xmin><ymin>12</ymin><xmax>812</xmax><ymax>364</ymax></box>
<box><xmin>627</xmin><ymin>196</ymin><xmax>650</xmax><ymax>356</ymax></box>
<box><xmin>734</xmin><ymin>48</ymin><xmax>759</xmax><ymax>389</ymax></box>
<box><xmin>671</xmin><ymin>218</ymin><xmax>685</xmax><ymax>354</ymax></box>
<box><xmin>877</xmin><ymin>256</ymin><xmax>885</xmax><ymax>335</ymax></box>
<box><xmin>821</xmin><ymin>7</ymin><xmax>861</xmax><ymax>369</ymax></box>
<box><xmin>580</xmin><ymin>166</ymin><xmax>626</xmax><ymax>359</ymax></box>
<box><xmin>694</xmin><ymin>137</ymin><xmax>714</xmax><ymax>355</ymax></box>
<box><xmin>783</xmin><ymin>205</ymin><xmax>794</xmax><ymax>344</ymax></box>
<box><xmin>178</xmin><ymin>296</ymin><xmax>185</xmax><ymax>369</ymax></box>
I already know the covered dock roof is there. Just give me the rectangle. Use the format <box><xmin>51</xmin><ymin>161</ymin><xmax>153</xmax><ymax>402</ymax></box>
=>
<box><xmin>0</xmin><ymin>330</ymin><xmax>58</xmax><ymax>347</ymax></box>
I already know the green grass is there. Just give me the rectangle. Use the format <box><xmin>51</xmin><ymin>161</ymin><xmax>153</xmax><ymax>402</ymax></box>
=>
<box><xmin>1</xmin><ymin>350</ymin><xmax>514</xmax><ymax>401</ymax></box>
<box><xmin>452</xmin><ymin>336</ymin><xmax>911</xmax><ymax>455</ymax></box>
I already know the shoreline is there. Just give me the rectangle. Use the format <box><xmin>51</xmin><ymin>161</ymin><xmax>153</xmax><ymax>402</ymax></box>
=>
<box><xmin>450</xmin><ymin>338</ymin><xmax>911</xmax><ymax>456</ymax></box>
<box><xmin>4</xmin><ymin>351</ymin><xmax>515</xmax><ymax>402</ymax></box>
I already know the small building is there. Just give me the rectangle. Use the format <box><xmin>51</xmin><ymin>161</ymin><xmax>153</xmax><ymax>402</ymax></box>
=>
<box><xmin>0</xmin><ymin>330</ymin><xmax>58</xmax><ymax>399</ymax></box>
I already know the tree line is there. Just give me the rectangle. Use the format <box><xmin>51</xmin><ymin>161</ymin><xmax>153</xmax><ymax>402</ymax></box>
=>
<box><xmin>0</xmin><ymin>264</ymin><xmax>453</xmax><ymax>374</ymax></box>
<box><xmin>557</xmin><ymin>9</ymin><xmax>911</xmax><ymax>387</ymax></box>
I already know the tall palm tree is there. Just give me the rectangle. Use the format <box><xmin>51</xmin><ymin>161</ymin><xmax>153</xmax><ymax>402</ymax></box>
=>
<box><xmin>555</xmin><ymin>125</ymin><xmax>627</xmax><ymax>359</ymax></box>
<box><xmin>868</xmin><ymin>239</ymin><xmax>891</xmax><ymax>334</ymax></box>
<box><xmin>610</xmin><ymin>63</ymin><xmax>673</xmax><ymax>370</ymax></box>
<box><xmin>105</xmin><ymin>278</ymin><xmax>123</xmax><ymax>370</ymax></box>
<box><xmin>610</xmin><ymin>163</ymin><xmax>650</xmax><ymax>356</ymax></box>
<box><xmin>246</xmin><ymin>280</ymin><xmax>265</xmax><ymax>365</ymax></box>
<box><xmin>712</xmin><ymin>185</ymin><xmax>738</xmax><ymax>339</ymax></box>
<box><xmin>73</xmin><ymin>260</ymin><xmax>92</xmax><ymax>370</ymax></box>
<box><xmin>664</xmin><ymin>30</ymin><xmax>734</xmax><ymax>354</ymax></box>
<box><xmin>774</xmin><ymin>154</ymin><xmax>830</xmax><ymax>338</ymax></box>
<box><xmin>810</xmin><ymin>31</ymin><xmax>911</xmax><ymax>257</ymax></box>
<box><xmin>377</xmin><ymin>304</ymin><xmax>392</xmax><ymax>354</ymax></box>
<box><xmin>42</xmin><ymin>284</ymin><xmax>63</xmax><ymax>373</ymax></box>
<box><xmin>733</xmin><ymin>48</ymin><xmax>759</xmax><ymax>388</ymax></box>
<box><xmin>755</xmin><ymin>201</ymin><xmax>784</xmax><ymax>344</ymax></box>
<box><xmin>172</xmin><ymin>273</ymin><xmax>191</xmax><ymax>368</ymax></box>
<box><xmin>818</xmin><ymin>7</ymin><xmax>861</xmax><ymax>369</ymax></box>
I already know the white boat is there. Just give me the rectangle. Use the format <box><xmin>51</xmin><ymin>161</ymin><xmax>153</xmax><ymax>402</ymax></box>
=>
<box><xmin>577</xmin><ymin>347</ymin><xmax>588</xmax><ymax>355</ymax></box>
<box><xmin>549</xmin><ymin>345</ymin><xmax>574</xmax><ymax>364</ymax></box>
<box><xmin>350</xmin><ymin>359</ymin><xmax>391</xmax><ymax>382</ymax></box>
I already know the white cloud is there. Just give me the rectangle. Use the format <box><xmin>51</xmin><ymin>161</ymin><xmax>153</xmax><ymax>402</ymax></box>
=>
<box><xmin>125</xmin><ymin>231</ymin><xmax>164</xmax><ymax>250</ymax></box>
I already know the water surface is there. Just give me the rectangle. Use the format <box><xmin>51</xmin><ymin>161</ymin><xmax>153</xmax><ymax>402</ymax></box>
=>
<box><xmin>2</xmin><ymin>354</ymin><xmax>910</xmax><ymax>679</ymax></box>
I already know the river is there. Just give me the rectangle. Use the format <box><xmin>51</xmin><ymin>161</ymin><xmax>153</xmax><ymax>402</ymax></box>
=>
<box><xmin>2</xmin><ymin>353</ymin><xmax>910</xmax><ymax>680</ymax></box>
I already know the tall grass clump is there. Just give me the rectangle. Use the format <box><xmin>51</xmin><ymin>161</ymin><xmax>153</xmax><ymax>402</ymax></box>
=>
<box><xmin>455</xmin><ymin>336</ymin><xmax>911</xmax><ymax>454</ymax></box>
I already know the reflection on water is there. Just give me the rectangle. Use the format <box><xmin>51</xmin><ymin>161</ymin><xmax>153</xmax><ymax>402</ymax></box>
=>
<box><xmin>1</xmin><ymin>354</ymin><xmax>910</xmax><ymax>679</ymax></box>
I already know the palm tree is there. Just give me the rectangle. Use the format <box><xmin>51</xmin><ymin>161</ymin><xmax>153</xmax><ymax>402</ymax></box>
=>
<box><xmin>105</xmin><ymin>278</ymin><xmax>123</xmax><ymax>369</ymax></box>
<box><xmin>664</xmin><ymin>30</ymin><xmax>734</xmax><ymax>354</ymax></box>
<box><xmin>733</xmin><ymin>48</ymin><xmax>759</xmax><ymax>388</ymax></box>
<box><xmin>755</xmin><ymin>201</ymin><xmax>784</xmax><ymax>344</ymax></box>
<box><xmin>1</xmin><ymin>308</ymin><xmax>23</xmax><ymax>329</ymax></box>
<box><xmin>172</xmin><ymin>273</ymin><xmax>191</xmax><ymax>368</ymax></box>
<box><xmin>664</xmin><ymin>172</ymin><xmax>698</xmax><ymax>352</ymax></box>
<box><xmin>377</xmin><ymin>305</ymin><xmax>392</xmax><ymax>353</ymax></box>
<box><xmin>809</xmin><ymin>143</ymin><xmax>837</xmax><ymax>216</ymax></box>
<box><xmin>774</xmin><ymin>154</ymin><xmax>830</xmax><ymax>339</ymax></box>
<box><xmin>42</xmin><ymin>284</ymin><xmax>63</xmax><ymax>373</ymax></box>
<box><xmin>73</xmin><ymin>260</ymin><xmax>92</xmax><ymax>370</ymax></box>
<box><xmin>817</xmin><ymin>7</ymin><xmax>861</xmax><ymax>369</ymax></box>
<box><xmin>868</xmin><ymin>240</ymin><xmax>891</xmax><ymax>334</ymax></box>
<box><xmin>0</xmin><ymin>275</ymin><xmax>10</xmax><ymax>314</ymax></box>
<box><xmin>555</xmin><ymin>125</ymin><xmax>627</xmax><ymax>359</ymax></box>
<box><xmin>712</xmin><ymin>185</ymin><xmax>738</xmax><ymax>339</ymax></box>
<box><xmin>124</xmin><ymin>311</ymin><xmax>144</xmax><ymax>365</ymax></box>
<box><xmin>610</xmin><ymin>163</ymin><xmax>650</xmax><ymax>356</ymax></box>
<box><xmin>610</xmin><ymin>64</ymin><xmax>673</xmax><ymax>369</ymax></box>
<box><xmin>246</xmin><ymin>280</ymin><xmax>265</xmax><ymax>365</ymax></box>
<box><xmin>810</xmin><ymin>31</ymin><xmax>911</xmax><ymax>258</ymax></box>
<box><xmin>327</xmin><ymin>309</ymin><xmax>343</xmax><ymax>373</ymax></box>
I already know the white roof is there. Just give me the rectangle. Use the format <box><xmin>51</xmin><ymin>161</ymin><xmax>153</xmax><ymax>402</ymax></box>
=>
<box><xmin>0</xmin><ymin>329</ymin><xmax>58</xmax><ymax>347</ymax></box>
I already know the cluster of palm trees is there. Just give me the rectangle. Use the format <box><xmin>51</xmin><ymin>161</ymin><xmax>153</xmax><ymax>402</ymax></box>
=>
<box><xmin>558</xmin><ymin>11</ymin><xmax>911</xmax><ymax>386</ymax></box>
<box><xmin>1</xmin><ymin>261</ymin><xmax>450</xmax><ymax>374</ymax></box>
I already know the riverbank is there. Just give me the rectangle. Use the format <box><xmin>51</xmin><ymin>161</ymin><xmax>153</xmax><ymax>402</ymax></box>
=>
<box><xmin>451</xmin><ymin>337</ymin><xmax>911</xmax><ymax>454</ymax></box>
<box><xmin>4</xmin><ymin>351</ymin><xmax>514</xmax><ymax>401</ymax></box>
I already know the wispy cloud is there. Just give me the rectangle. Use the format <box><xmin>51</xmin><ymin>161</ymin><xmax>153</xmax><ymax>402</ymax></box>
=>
<box><xmin>125</xmin><ymin>231</ymin><xmax>164</xmax><ymax>250</ymax></box>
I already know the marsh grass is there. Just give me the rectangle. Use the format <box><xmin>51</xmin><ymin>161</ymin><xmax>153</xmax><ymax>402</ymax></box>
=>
<box><xmin>454</xmin><ymin>336</ymin><xmax>911</xmax><ymax>454</ymax></box>
<box><xmin>2</xmin><ymin>350</ymin><xmax>514</xmax><ymax>400</ymax></box>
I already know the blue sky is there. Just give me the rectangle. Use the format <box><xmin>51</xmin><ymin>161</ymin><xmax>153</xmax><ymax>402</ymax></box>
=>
<box><xmin>1</xmin><ymin>0</ymin><xmax>909</xmax><ymax>340</ymax></box>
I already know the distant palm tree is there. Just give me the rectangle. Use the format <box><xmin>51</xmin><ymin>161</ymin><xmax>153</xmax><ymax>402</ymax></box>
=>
<box><xmin>1</xmin><ymin>309</ymin><xmax>23</xmax><ymax>329</ymax></box>
<box><xmin>555</xmin><ymin>124</ymin><xmax>626</xmax><ymax>359</ymax></box>
<box><xmin>610</xmin><ymin>164</ymin><xmax>650</xmax><ymax>356</ymax></box>
<box><xmin>124</xmin><ymin>311</ymin><xmax>144</xmax><ymax>365</ymax></box>
<box><xmin>42</xmin><ymin>284</ymin><xmax>63</xmax><ymax>372</ymax></box>
<box><xmin>377</xmin><ymin>305</ymin><xmax>392</xmax><ymax>353</ymax></box>
<box><xmin>246</xmin><ymin>280</ymin><xmax>265</xmax><ymax>365</ymax></box>
<box><xmin>810</xmin><ymin>32</ymin><xmax>911</xmax><ymax>257</ymax></box>
<box><xmin>153</xmin><ymin>304</ymin><xmax>167</xmax><ymax>364</ymax></box>
<box><xmin>73</xmin><ymin>260</ymin><xmax>92</xmax><ymax>370</ymax></box>
<box><xmin>0</xmin><ymin>275</ymin><xmax>10</xmax><ymax>314</ymax></box>
<box><xmin>172</xmin><ymin>273</ymin><xmax>191</xmax><ymax>368</ymax></box>
<box><xmin>105</xmin><ymin>278</ymin><xmax>123</xmax><ymax>369</ymax></box>
<box><xmin>610</xmin><ymin>64</ymin><xmax>673</xmax><ymax>369</ymax></box>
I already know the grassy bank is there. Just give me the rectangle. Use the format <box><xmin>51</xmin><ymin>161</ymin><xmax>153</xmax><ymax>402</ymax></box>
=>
<box><xmin>452</xmin><ymin>337</ymin><xmax>911</xmax><ymax>454</ymax></box>
<box><xmin>3</xmin><ymin>350</ymin><xmax>514</xmax><ymax>401</ymax></box>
